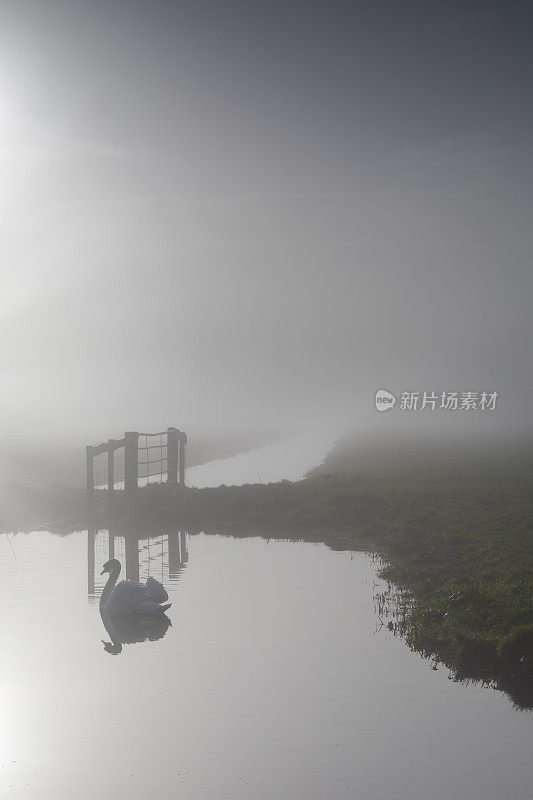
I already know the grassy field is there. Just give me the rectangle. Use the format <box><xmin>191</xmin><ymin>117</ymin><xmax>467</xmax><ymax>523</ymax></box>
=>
<box><xmin>105</xmin><ymin>436</ymin><xmax>533</xmax><ymax>708</ymax></box>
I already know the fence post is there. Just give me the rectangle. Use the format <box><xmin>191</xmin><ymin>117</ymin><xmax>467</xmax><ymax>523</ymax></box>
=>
<box><xmin>178</xmin><ymin>431</ymin><xmax>187</xmax><ymax>485</ymax></box>
<box><xmin>180</xmin><ymin>530</ymin><xmax>188</xmax><ymax>561</ymax></box>
<box><xmin>87</xmin><ymin>526</ymin><xmax>96</xmax><ymax>595</ymax></box>
<box><xmin>124</xmin><ymin>431</ymin><xmax>139</xmax><ymax>496</ymax></box>
<box><xmin>168</xmin><ymin>530</ymin><xmax>180</xmax><ymax>575</ymax></box>
<box><xmin>86</xmin><ymin>445</ymin><xmax>95</xmax><ymax>519</ymax></box>
<box><xmin>107</xmin><ymin>440</ymin><xmax>115</xmax><ymax>502</ymax></box>
<box><xmin>125</xmin><ymin>534</ymin><xmax>140</xmax><ymax>581</ymax></box>
<box><xmin>167</xmin><ymin>427</ymin><xmax>179</xmax><ymax>484</ymax></box>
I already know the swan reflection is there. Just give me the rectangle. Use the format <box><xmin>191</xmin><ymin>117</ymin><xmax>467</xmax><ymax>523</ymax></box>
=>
<box><xmin>100</xmin><ymin>605</ymin><xmax>172</xmax><ymax>654</ymax></box>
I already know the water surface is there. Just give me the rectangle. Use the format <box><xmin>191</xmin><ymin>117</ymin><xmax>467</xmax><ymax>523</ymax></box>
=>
<box><xmin>186</xmin><ymin>429</ymin><xmax>338</xmax><ymax>487</ymax></box>
<box><xmin>0</xmin><ymin>531</ymin><xmax>531</xmax><ymax>799</ymax></box>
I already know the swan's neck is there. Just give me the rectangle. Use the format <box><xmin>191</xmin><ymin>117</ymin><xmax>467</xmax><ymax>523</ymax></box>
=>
<box><xmin>100</xmin><ymin>566</ymin><xmax>120</xmax><ymax>608</ymax></box>
<box><xmin>100</xmin><ymin>607</ymin><xmax>123</xmax><ymax>654</ymax></box>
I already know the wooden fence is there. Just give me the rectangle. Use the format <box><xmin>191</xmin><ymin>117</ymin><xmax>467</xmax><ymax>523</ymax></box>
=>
<box><xmin>86</xmin><ymin>427</ymin><xmax>187</xmax><ymax>516</ymax></box>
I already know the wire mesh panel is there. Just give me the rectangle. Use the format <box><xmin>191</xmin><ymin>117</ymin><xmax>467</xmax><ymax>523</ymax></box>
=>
<box><xmin>138</xmin><ymin>433</ymin><xmax>168</xmax><ymax>485</ymax></box>
<box><xmin>92</xmin><ymin>529</ymin><xmax>127</xmax><ymax>594</ymax></box>
<box><xmin>92</xmin><ymin>452</ymin><xmax>109</xmax><ymax>512</ymax></box>
<box><xmin>138</xmin><ymin>535</ymin><xmax>170</xmax><ymax>583</ymax></box>
<box><xmin>113</xmin><ymin>447</ymin><xmax>125</xmax><ymax>490</ymax></box>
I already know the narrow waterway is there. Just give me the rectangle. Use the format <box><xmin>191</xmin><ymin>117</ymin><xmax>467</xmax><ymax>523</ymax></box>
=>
<box><xmin>0</xmin><ymin>530</ymin><xmax>530</xmax><ymax>799</ymax></box>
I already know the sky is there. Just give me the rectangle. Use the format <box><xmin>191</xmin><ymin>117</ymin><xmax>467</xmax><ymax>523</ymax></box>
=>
<box><xmin>0</xmin><ymin>0</ymin><xmax>532</xmax><ymax>447</ymax></box>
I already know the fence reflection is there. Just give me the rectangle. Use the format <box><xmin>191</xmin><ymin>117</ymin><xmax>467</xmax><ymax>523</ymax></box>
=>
<box><xmin>88</xmin><ymin>528</ymin><xmax>188</xmax><ymax>597</ymax></box>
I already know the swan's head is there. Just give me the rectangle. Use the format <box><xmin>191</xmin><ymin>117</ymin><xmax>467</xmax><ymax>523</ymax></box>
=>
<box><xmin>101</xmin><ymin>558</ymin><xmax>121</xmax><ymax>576</ymax></box>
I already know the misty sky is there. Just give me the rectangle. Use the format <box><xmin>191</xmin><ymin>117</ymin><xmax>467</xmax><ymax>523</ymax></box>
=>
<box><xmin>0</xmin><ymin>0</ymin><xmax>532</xmax><ymax>445</ymax></box>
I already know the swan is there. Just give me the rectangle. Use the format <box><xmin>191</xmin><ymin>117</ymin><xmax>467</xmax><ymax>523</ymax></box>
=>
<box><xmin>100</xmin><ymin>558</ymin><xmax>172</xmax><ymax>614</ymax></box>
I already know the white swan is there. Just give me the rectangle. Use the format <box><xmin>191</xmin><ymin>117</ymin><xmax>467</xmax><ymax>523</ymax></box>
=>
<box><xmin>100</xmin><ymin>558</ymin><xmax>171</xmax><ymax>614</ymax></box>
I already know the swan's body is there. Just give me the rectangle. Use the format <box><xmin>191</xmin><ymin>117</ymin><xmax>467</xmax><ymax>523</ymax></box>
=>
<box><xmin>100</xmin><ymin>559</ymin><xmax>171</xmax><ymax>615</ymax></box>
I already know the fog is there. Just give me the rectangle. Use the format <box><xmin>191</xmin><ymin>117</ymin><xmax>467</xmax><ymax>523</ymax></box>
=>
<box><xmin>0</xmin><ymin>1</ymin><xmax>531</xmax><ymax>454</ymax></box>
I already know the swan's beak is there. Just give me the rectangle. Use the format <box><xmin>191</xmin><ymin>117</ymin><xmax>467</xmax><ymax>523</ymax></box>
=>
<box><xmin>100</xmin><ymin>567</ymin><xmax>108</xmax><ymax>575</ymax></box>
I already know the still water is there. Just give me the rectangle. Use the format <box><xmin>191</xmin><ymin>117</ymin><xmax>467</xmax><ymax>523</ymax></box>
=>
<box><xmin>0</xmin><ymin>530</ymin><xmax>531</xmax><ymax>799</ymax></box>
<box><xmin>186</xmin><ymin>430</ymin><xmax>338</xmax><ymax>487</ymax></box>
